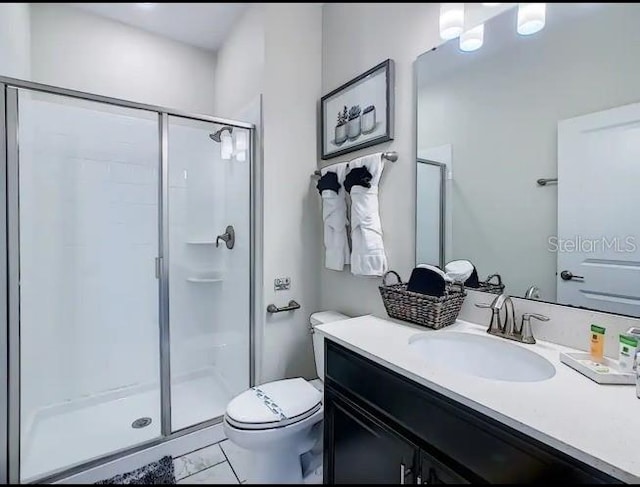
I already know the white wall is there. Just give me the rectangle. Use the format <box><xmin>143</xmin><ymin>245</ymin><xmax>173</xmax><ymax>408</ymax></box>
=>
<box><xmin>213</xmin><ymin>5</ymin><xmax>265</xmax><ymax>119</ymax></box>
<box><xmin>0</xmin><ymin>3</ymin><xmax>31</xmax><ymax>79</ymax></box>
<box><xmin>260</xmin><ymin>3</ymin><xmax>323</xmax><ymax>382</ymax></box>
<box><xmin>29</xmin><ymin>4</ymin><xmax>217</xmax><ymax>115</ymax></box>
<box><xmin>319</xmin><ymin>3</ymin><xmax>440</xmax><ymax>318</ymax></box>
<box><xmin>210</xmin><ymin>3</ymin><xmax>322</xmax><ymax>384</ymax></box>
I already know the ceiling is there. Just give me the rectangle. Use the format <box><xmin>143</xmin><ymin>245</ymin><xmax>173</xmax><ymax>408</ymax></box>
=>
<box><xmin>67</xmin><ymin>3</ymin><xmax>249</xmax><ymax>52</ymax></box>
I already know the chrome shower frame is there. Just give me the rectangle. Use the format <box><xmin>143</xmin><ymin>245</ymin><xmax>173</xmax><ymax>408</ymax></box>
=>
<box><xmin>0</xmin><ymin>76</ymin><xmax>259</xmax><ymax>484</ymax></box>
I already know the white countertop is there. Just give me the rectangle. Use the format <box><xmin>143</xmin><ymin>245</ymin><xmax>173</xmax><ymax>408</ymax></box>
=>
<box><xmin>316</xmin><ymin>315</ymin><xmax>640</xmax><ymax>483</ymax></box>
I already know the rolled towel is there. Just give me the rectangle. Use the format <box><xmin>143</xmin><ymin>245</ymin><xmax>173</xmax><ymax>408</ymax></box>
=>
<box><xmin>417</xmin><ymin>263</ymin><xmax>453</xmax><ymax>282</ymax></box>
<box><xmin>406</xmin><ymin>266</ymin><xmax>447</xmax><ymax>297</ymax></box>
<box><xmin>344</xmin><ymin>166</ymin><xmax>372</xmax><ymax>193</ymax></box>
<box><xmin>445</xmin><ymin>260</ymin><xmax>479</xmax><ymax>287</ymax></box>
<box><xmin>316</xmin><ymin>171</ymin><xmax>341</xmax><ymax>194</ymax></box>
<box><xmin>464</xmin><ymin>268</ymin><xmax>480</xmax><ymax>288</ymax></box>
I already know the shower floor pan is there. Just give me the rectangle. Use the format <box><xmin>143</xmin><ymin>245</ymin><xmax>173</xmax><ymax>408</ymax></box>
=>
<box><xmin>20</xmin><ymin>370</ymin><xmax>232</xmax><ymax>482</ymax></box>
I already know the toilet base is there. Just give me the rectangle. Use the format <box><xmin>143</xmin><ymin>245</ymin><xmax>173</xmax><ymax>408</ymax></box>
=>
<box><xmin>223</xmin><ymin>409</ymin><xmax>323</xmax><ymax>484</ymax></box>
<box><xmin>248</xmin><ymin>447</ymin><xmax>304</xmax><ymax>484</ymax></box>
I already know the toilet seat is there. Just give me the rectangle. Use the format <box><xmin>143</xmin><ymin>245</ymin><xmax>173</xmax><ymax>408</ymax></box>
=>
<box><xmin>225</xmin><ymin>378</ymin><xmax>322</xmax><ymax>431</ymax></box>
<box><xmin>226</xmin><ymin>402</ymin><xmax>322</xmax><ymax>430</ymax></box>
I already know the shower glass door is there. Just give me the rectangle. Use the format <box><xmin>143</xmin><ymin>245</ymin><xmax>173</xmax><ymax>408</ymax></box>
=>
<box><xmin>167</xmin><ymin>116</ymin><xmax>251</xmax><ymax>431</ymax></box>
<box><xmin>13</xmin><ymin>88</ymin><xmax>162</xmax><ymax>481</ymax></box>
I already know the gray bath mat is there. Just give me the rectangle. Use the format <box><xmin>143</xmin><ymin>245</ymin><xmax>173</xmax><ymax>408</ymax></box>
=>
<box><xmin>96</xmin><ymin>456</ymin><xmax>176</xmax><ymax>484</ymax></box>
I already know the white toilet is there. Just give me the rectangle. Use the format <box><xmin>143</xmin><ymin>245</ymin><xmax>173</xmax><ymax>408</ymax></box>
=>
<box><xmin>223</xmin><ymin>311</ymin><xmax>348</xmax><ymax>484</ymax></box>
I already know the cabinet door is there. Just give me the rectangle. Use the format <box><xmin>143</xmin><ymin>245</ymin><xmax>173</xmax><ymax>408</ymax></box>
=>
<box><xmin>419</xmin><ymin>449</ymin><xmax>469</xmax><ymax>484</ymax></box>
<box><xmin>325</xmin><ymin>388</ymin><xmax>419</xmax><ymax>484</ymax></box>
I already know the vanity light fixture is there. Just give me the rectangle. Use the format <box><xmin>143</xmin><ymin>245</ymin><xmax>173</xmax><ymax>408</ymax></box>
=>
<box><xmin>459</xmin><ymin>23</ymin><xmax>485</xmax><ymax>52</ymax></box>
<box><xmin>517</xmin><ymin>3</ymin><xmax>546</xmax><ymax>35</ymax></box>
<box><xmin>440</xmin><ymin>3</ymin><xmax>465</xmax><ymax>40</ymax></box>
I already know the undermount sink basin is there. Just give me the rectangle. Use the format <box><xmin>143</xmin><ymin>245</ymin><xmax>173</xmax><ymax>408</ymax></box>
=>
<box><xmin>408</xmin><ymin>331</ymin><xmax>556</xmax><ymax>382</ymax></box>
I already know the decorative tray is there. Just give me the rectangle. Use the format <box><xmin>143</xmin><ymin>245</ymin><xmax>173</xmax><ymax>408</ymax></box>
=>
<box><xmin>559</xmin><ymin>352</ymin><xmax>635</xmax><ymax>385</ymax></box>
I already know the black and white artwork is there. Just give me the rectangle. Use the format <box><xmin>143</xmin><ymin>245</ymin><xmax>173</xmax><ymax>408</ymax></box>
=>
<box><xmin>321</xmin><ymin>59</ymin><xmax>394</xmax><ymax>160</ymax></box>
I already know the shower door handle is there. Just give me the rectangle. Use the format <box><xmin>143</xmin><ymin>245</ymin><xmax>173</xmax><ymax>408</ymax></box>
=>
<box><xmin>216</xmin><ymin>225</ymin><xmax>235</xmax><ymax>249</ymax></box>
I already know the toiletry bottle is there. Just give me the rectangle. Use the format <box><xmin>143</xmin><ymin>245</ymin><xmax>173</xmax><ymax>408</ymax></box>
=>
<box><xmin>619</xmin><ymin>333</ymin><xmax>639</xmax><ymax>373</ymax></box>
<box><xmin>590</xmin><ymin>324</ymin><xmax>605</xmax><ymax>362</ymax></box>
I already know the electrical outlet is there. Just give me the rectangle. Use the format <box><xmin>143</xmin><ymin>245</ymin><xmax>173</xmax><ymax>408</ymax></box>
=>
<box><xmin>274</xmin><ymin>277</ymin><xmax>291</xmax><ymax>291</ymax></box>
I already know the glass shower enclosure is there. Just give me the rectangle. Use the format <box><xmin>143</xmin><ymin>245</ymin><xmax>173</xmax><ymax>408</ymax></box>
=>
<box><xmin>0</xmin><ymin>78</ymin><xmax>255</xmax><ymax>483</ymax></box>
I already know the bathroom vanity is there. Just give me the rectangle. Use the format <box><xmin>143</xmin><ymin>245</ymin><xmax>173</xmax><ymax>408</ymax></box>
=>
<box><xmin>318</xmin><ymin>316</ymin><xmax>638</xmax><ymax>484</ymax></box>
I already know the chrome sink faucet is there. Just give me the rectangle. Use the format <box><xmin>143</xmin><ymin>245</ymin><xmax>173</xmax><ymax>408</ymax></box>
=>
<box><xmin>476</xmin><ymin>294</ymin><xmax>549</xmax><ymax>344</ymax></box>
<box><xmin>524</xmin><ymin>285</ymin><xmax>541</xmax><ymax>300</ymax></box>
<box><xmin>475</xmin><ymin>294</ymin><xmax>515</xmax><ymax>336</ymax></box>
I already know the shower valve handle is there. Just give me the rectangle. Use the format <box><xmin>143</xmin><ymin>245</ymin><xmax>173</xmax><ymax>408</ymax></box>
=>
<box><xmin>216</xmin><ymin>225</ymin><xmax>235</xmax><ymax>249</ymax></box>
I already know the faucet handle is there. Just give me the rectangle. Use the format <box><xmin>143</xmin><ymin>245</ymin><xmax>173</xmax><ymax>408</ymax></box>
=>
<box><xmin>522</xmin><ymin>313</ymin><xmax>549</xmax><ymax>322</ymax></box>
<box><xmin>520</xmin><ymin>313</ymin><xmax>549</xmax><ymax>344</ymax></box>
<box><xmin>475</xmin><ymin>302</ymin><xmax>504</xmax><ymax>334</ymax></box>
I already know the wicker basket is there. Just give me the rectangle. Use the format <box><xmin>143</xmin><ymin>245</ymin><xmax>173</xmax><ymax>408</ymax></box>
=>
<box><xmin>379</xmin><ymin>271</ymin><xmax>467</xmax><ymax>330</ymax></box>
<box><xmin>477</xmin><ymin>273</ymin><xmax>505</xmax><ymax>295</ymax></box>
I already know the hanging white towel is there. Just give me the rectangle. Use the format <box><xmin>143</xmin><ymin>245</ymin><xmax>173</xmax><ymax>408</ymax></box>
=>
<box><xmin>320</xmin><ymin>163</ymin><xmax>350</xmax><ymax>271</ymax></box>
<box><xmin>348</xmin><ymin>153</ymin><xmax>388</xmax><ymax>276</ymax></box>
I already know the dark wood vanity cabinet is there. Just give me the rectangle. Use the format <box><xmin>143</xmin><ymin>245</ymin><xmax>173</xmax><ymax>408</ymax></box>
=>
<box><xmin>325</xmin><ymin>388</ymin><xmax>468</xmax><ymax>484</ymax></box>
<box><xmin>323</xmin><ymin>340</ymin><xmax>619</xmax><ymax>484</ymax></box>
<box><xmin>325</xmin><ymin>391</ymin><xmax>419</xmax><ymax>484</ymax></box>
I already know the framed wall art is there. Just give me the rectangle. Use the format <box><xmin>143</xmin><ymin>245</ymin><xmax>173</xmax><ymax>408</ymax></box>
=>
<box><xmin>320</xmin><ymin>59</ymin><xmax>395</xmax><ymax>160</ymax></box>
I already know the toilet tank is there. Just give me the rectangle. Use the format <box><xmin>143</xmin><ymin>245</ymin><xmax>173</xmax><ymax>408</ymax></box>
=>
<box><xmin>310</xmin><ymin>311</ymin><xmax>349</xmax><ymax>382</ymax></box>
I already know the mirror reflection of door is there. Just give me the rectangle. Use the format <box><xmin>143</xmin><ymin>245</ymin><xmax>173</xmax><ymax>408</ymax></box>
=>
<box><xmin>557</xmin><ymin>103</ymin><xmax>640</xmax><ymax>317</ymax></box>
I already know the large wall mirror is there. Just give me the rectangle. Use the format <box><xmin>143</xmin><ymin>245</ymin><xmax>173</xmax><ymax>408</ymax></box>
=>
<box><xmin>415</xmin><ymin>3</ymin><xmax>640</xmax><ymax>317</ymax></box>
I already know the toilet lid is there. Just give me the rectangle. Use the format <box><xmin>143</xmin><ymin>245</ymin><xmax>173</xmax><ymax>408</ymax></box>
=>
<box><xmin>225</xmin><ymin>378</ymin><xmax>322</xmax><ymax>430</ymax></box>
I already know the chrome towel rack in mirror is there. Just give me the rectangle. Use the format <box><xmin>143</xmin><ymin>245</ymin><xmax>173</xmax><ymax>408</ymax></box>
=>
<box><xmin>537</xmin><ymin>177</ymin><xmax>558</xmax><ymax>186</ymax></box>
<box><xmin>312</xmin><ymin>151</ymin><xmax>398</xmax><ymax>178</ymax></box>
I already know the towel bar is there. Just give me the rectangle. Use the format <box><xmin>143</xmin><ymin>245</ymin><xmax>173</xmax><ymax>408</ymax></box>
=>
<box><xmin>267</xmin><ymin>300</ymin><xmax>301</xmax><ymax>314</ymax></box>
<box><xmin>312</xmin><ymin>151</ymin><xmax>398</xmax><ymax>178</ymax></box>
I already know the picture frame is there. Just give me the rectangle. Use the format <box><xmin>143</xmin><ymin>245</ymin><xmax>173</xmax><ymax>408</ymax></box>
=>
<box><xmin>320</xmin><ymin>59</ymin><xmax>395</xmax><ymax>160</ymax></box>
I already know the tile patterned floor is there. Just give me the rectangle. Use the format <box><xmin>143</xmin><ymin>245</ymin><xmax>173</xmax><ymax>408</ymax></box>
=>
<box><xmin>174</xmin><ymin>440</ymin><xmax>248</xmax><ymax>484</ymax></box>
<box><xmin>220</xmin><ymin>440</ymin><xmax>250</xmax><ymax>483</ymax></box>
<box><xmin>174</xmin><ymin>438</ymin><xmax>323</xmax><ymax>484</ymax></box>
